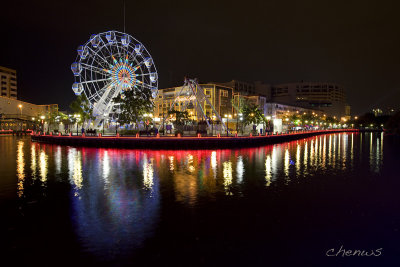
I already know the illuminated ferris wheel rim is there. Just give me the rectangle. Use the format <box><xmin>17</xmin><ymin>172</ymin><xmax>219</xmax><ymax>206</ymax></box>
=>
<box><xmin>70</xmin><ymin>30</ymin><xmax>158</xmax><ymax>118</ymax></box>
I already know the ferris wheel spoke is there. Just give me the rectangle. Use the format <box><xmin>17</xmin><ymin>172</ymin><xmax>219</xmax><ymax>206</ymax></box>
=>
<box><xmin>80</xmin><ymin>78</ymin><xmax>112</xmax><ymax>84</ymax></box>
<box><xmin>135</xmin><ymin>72</ymin><xmax>152</xmax><ymax>77</ymax></box>
<box><xmin>81</xmin><ymin>63</ymin><xmax>110</xmax><ymax>76</ymax></box>
<box><xmin>86</xmin><ymin>47</ymin><xmax>110</xmax><ymax>67</ymax></box>
<box><xmin>98</xmin><ymin>37</ymin><xmax>114</xmax><ymax>57</ymax></box>
<box><xmin>131</xmin><ymin>59</ymin><xmax>147</xmax><ymax>71</ymax></box>
<box><xmin>135</xmin><ymin>79</ymin><xmax>156</xmax><ymax>91</ymax></box>
<box><xmin>128</xmin><ymin>51</ymin><xmax>144</xmax><ymax>66</ymax></box>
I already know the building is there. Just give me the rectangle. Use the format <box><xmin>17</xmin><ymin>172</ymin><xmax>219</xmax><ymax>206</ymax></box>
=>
<box><xmin>271</xmin><ymin>82</ymin><xmax>349</xmax><ymax>118</ymax></box>
<box><xmin>0</xmin><ymin>66</ymin><xmax>17</xmax><ymax>99</ymax></box>
<box><xmin>213</xmin><ymin>80</ymin><xmax>271</xmax><ymax>99</ymax></box>
<box><xmin>154</xmin><ymin>83</ymin><xmax>233</xmax><ymax>122</ymax></box>
<box><xmin>0</xmin><ymin>96</ymin><xmax>58</xmax><ymax>130</ymax></box>
<box><xmin>264</xmin><ymin>102</ymin><xmax>323</xmax><ymax>119</ymax></box>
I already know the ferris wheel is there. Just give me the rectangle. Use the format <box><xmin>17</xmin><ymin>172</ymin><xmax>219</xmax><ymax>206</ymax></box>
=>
<box><xmin>71</xmin><ymin>30</ymin><xmax>158</xmax><ymax>125</ymax></box>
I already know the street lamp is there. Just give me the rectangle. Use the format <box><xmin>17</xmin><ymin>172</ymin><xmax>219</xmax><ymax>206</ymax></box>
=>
<box><xmin>103</xmin><ymin>113</ymin><xmax>107</xmax><ymax>135</ymax></box>
<box><xmin>73</xmin><ymin>114</ymin><xmax>80</xmax><ymax>135</ymax></box>
<box><xmin>237</xmin><ymin>113</ymin><xmax>242</xmax><ymax>135</ymax></box>
<box><xmin>211</xmin><ymin>115</ymin><xmax>216</xmax><ymax>136</ymax></box>
<box><xmin>224</xmin><ymin>114</ymin><xmax>232</xmax><ymax>136</ymax></box>
<box><xmin>18</xmin><ymin>104</ymin><xmax>23</xmax><ymax>130</ymax></box>
<box><xmin>40</xmin><ymin>115</ymin><xmax>45</xmax><ymax>133</ymax></box>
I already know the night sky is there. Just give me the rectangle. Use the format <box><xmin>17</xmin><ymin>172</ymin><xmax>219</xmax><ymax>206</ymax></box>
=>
<box><xmin>1</xmin><ymin>0</ymin><xmax>399</xmax><ymax>115</ymax></box>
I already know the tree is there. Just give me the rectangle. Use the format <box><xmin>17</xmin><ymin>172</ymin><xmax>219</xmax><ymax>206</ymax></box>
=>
<box><xmin>242</xmin><ymin>102</ymin><xmax>265</xmax><ymax>126</ymax></box>
<box><xmin>70</xmin><ymin>94</ymin><xmax>94</xmax><ymax>124</ymax></box>
<box><xmin>385</xmin><ymin>111</ymin><xmax>400</xmax><ymax>134</ymax></box>
<box><xmin>168</xmin><ymin>109</ymin><xmax>189</xmax><ymax>126</ymax></box>
<box><xmin>112</xmin><ymin>89</ymin><xmax>153</xmax><ymax>128</ymax></box>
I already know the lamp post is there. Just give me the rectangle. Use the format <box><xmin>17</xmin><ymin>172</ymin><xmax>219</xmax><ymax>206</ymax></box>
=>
<box><xmin>211</xmin><ymin>115</ymin><xmax>216</xmax><ymax>136</ymax></box>
<box><xmin>224</xmin><ymin>114</ymin><xmax>228</xmax><ymax>136</ymax></box>
<box><xmin>162</xmin><ymin>110</ymin><xmax>165</xmax><ymax>136</ymax></box>
<box><xmin>40</xmin><ymin>115</ymin><xmax>45</xmax><ymax>133</ymax></box>
<box><xmin>102</xmin><ymin>113</ymin><xmax>106</xmax><ymax>135</ymax></box>
<box><xmin>18</xmin><ymin>104</ymin><xmax>22</xmax><ymax>131</ymax></box>
<box><xmin>236</xmin><ymin>113</ymin><xmax>240</xmax><ymax>135</ymax></box>
<box><xmin>73</xmin><ymin>114</ymin><xmax>80</xmax><ymax>136</ymax></box>
<box><xmin>224</xmin><ymin>114</ymin><xmax>232</xmax><ymax>137</ymax></box>
<box><xmin>266</xmin><ymin>116</ymin><xmax>271</xmax><ymax>134</ymax></box>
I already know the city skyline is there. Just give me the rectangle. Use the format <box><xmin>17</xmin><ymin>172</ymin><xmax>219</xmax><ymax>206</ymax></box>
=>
<box><xmin>0</xmin><ymin>0</ymin><xmax>399</xmax><ymax>114</ymax></box>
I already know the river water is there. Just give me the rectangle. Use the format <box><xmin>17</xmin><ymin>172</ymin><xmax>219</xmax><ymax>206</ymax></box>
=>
<box><xmin>1</xmin><ymin>132</ymin><xmax>399</xmax><ymax>266</ymax></box>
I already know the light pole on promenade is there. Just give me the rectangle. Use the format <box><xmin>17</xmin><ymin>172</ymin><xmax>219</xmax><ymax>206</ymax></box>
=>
<box><xmin>18</xmin><ymin>104</ymin><xmax>23</xmax><ymax>130</ymax></box>
<box><xmin>224</xmin><ymin>114</ymin><xmax>232</xmax><ymax>137</ymax></box>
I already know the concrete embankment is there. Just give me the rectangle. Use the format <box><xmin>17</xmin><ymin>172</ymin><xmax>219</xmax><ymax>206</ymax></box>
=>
<box><xmin>31</xmin><ymin>129</ymin><xmax>359</xmax><ymax>150</ymax></box>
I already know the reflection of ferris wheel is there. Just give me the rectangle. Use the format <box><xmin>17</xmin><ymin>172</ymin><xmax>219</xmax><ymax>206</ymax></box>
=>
<box><xmin>71</xmin><ymin>30</ymin><xmax>158</xmax><ymax>124</ymax></box>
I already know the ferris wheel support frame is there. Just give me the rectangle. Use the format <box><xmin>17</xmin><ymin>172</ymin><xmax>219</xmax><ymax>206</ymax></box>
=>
<box><xmin>163</xmin><ymin>78</ymin><xmax>228</xmax><ymax>133</ymax></box>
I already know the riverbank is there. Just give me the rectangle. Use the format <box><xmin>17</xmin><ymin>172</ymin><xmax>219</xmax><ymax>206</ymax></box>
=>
<box><xmin>31</xmin><ymin>129</ymin><xmax>360</xmax><ymax>149</ymax></box>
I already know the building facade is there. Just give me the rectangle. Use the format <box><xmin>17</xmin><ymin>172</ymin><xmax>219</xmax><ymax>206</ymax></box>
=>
<box><xmin>213</xmin><ymin>80</ymin><xmax>271</xmax><ymax>99</ymax></box>
<box><xmin>154</xmin><ymin>83</ymin><xmax>233</xmax><ymax>121</ymax></box>
<box><xmin>0</xmin><ymin>96</ymin><xmax>58</xmax><ymax>130</ymax></box>
<box><xmin>271</xmin><ymin>82</ymin><xmax>349</xmax><ymax>118</ymax></box>
<box><xmin>0</xmin><ymin>66</ymin><xmax>17</xmax><ymax>99</ymax></box>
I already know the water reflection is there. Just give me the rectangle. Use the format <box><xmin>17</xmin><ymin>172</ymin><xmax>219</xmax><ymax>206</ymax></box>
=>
<box><xmin>265</xmin><ymin>155</ymin><xmax>272</xmax><ymax>186</ymax></box>
<box><xmin>284</xmin><ymin>149</ymin><xmax>290</xmax><ymax>182</ymax></box>
<box><xmin>55</xmin><ymin>146</ymin><xmax>62</xmax><ymax>174</ymax></box>
<box><xmin>31</xmin><ymin>143</ymin><xmax>37</xmax><ymax>179</ymax></box>
<box><xmin>8</xmin><ymin>132</ymin><xmax>386</xmax><ymax>260</ymax></box>
<box><xmin>39</xmin><ymin>149</ymin><xmax>48</xmax><ymax>183</ymax></box>
<box><xmin>16</xmin><ymin>141</ymin><xmax>24</xmax><ymax>198</ymax></box>
<box><xmin>223</xmin><ymin>161</ymin><xmax>233</xmax><ymax>194</ymax></box>
<box><xmin>211</xmin><ymin>151</ymin><xmax>217</xmax><ymax>179</ymax></box>
<box><xmin>143</xmin><ymin>158</ymin><xmax>154</xmax><ymax>190</ymax></box>
<box><xmin>68</xmin><ymin>148</ymin><xmax>82</xmax><ymax>196</ymax></box>
<box><xmin>70</xmin><ymin>149</ymin><xmax>161</xmax><ymax>257</ymax></box>
<box><xmin>236</xmin><ymin>156</ymin><xmax>244</xmax><ymax>184</ymax></box>
<box><xmin>102</xmin><ymin>150</ymin><xmax>110</xmax><ymax>187</ymax></box>
<box><xmin>20</xmin><ymin>132</ymin><xmax>385</xmax><ymax>196</ymax></box>
<box><xmin>296</xmin><ymin>144</ymin><xmax>301</xmax><ymax>175</ymax></box>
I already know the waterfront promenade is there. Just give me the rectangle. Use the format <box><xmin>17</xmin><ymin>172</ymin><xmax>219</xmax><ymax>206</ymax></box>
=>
<box><xmin>31</xmin><ymin>129</ymin><xmax>359</xmax><ymax>149</ymax></box>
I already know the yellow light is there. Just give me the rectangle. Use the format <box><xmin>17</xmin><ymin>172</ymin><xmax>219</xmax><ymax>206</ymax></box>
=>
<box><xmin>18</xmin><ymin>104</ymin><xmax>22</xmax><ymax>108</ymax></box>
